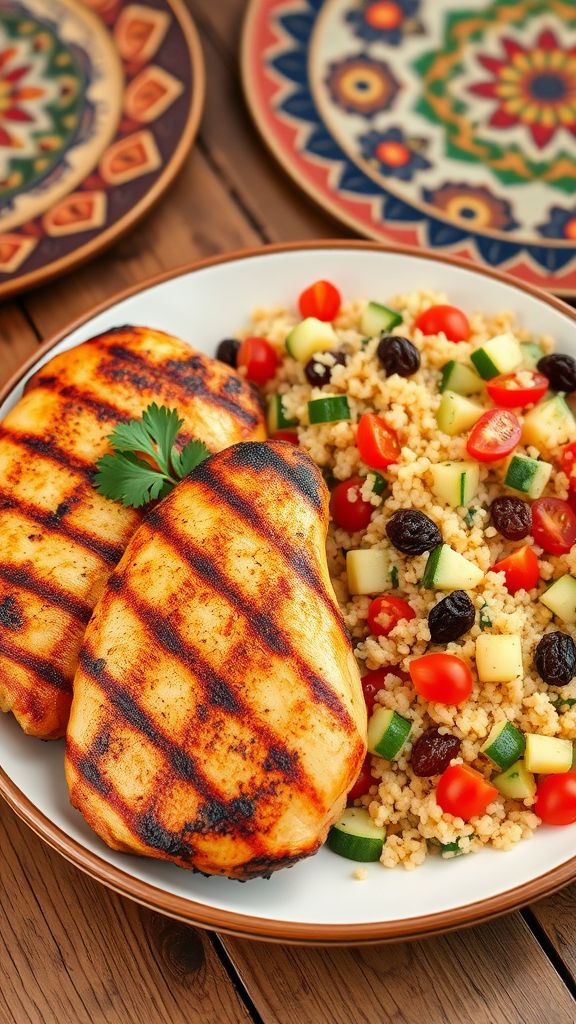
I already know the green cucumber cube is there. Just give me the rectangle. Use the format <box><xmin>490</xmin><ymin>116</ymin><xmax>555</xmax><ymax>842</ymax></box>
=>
<box><xmin>475</xmin><ymin>635</ymin><xmax>523</xmax><ymax>683</ymax></box>
<box><xmin>436</xmin><ymin>391</ymin><xmax>484</xmax><ymax>436</ymax></box>
<box><xmin>361</xmin><ymin>301</ymin><xmax>403</xmax><ymax>337</ymax></box>
<box><xmin>522</xmin><ymin>394</ymin><xmax>575</xmax><ymax>451</ymax></box>
<box><xmin>470</xmin><ymin>333</ymin><xmax>522</xmax><ymax>380</ymax></box>
<box><xmin>429</xmin><ymin>461</ymin><xmax>480</xmax><ymax>507</ymax></box>
<box><xmin>347</xmin><ymin>549</ymin><xmax>391</xmax><ymax>595</ymax></box>
<box><xmin>539</xmin><ymin>574</ymin><xmax>576</xmax><ymax>623</ymax></box>
<box><xmin>504</xmin><ymin>454</ymin><xmax>552</xmax><ymax>498</ymax></box>
<box><xmin>493</xmin><ymin>760</ymin><xmax>536</xmax><ymax>800</ymax></box>
<box><xmin>285</xmin><ymin>318</ymin><xmax>337</xmax><ymax>362</ymax></box>
<box><xmin>368</xmin><ymin>708</ymin><xmax>411</xmax><ymax>760</ymax></box>
<box><xmin>439</xmin><ymin>361</ymin><xmax>483</xmax><ymax>396</ymax></box>
<box><xmin>422</xmin><ymin>544</ymin><xmax>484</xmax><ymax>590</ymax></box>
<box><xmin>481</xmin><ymin>721</ymin><xmax>526</xmax><ymax>770</ymax></box>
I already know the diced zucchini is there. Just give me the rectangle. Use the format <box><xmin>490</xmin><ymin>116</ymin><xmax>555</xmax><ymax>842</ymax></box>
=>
<box><xmin>308</xmin><ymin>395</ymin><xmax>350</xmax><ymax>424</ymax></box>
<box><xmin>347</xmin><ymin>549</ymin><xmax>390</xmax><ymax>595</ymax></box>
<box><xmin>439</xmin><ymin>361</ymin><xmax>483</xmax><ymax>396</ymax></box>
<box><xmin>422</xmin><ymin>544</ymin><xmax>484</xmax><ymax>590</ymax></box>
<box><xmin>475</xmin><ymin>635</ymin><xmax>523</xmax><ymax>683</ymax></box>
<box><xmin>285</xmin><ymin>317</ymin><xmax>338</xmax><ymax>362</ymax></box>
<box><xmin>267</xmin><ymin>394</ymin><xmax>298</xmax><ymax>433</ymax></box>
<box><xmin>522</xmin><ymin>394</ymin><xmax>575</xmax><ymax>450</ymax></box>
<box><xmin>470</xmin><ymin>333</ymin><xmax>522</xmax><ymax>380</ymax></box>
<box><xmin>493</xmin><ymin>760</ymin><xmax>536</xmax><ymax>800</ymax></box>
<box><xmin>539</xmin><ymin>574</ymin><xmax>576</xmax><ymax>624</ymax></box>
<box><xmin>367</xmin><ymin>471</ymin><xmax>386</xmax><ymax>496</ymax></box>
<box><xmin>429</xmin><ymin>461</ymin><xmax>480</xmax><ymax>507</ymax></box>
<box><xmin>436</xmin><ymin>391</ymin><xmax>484</xmax><ymax>436</ymax></box>
<box><xmin>525</xmin><ymin>734</ymin><xmax>573</xmax><ymax>774</ymax></box>
<box><xmin>361</xmin><ymin>301</ymin><xmax>403</xmax><ymax>337</ymax></box>
<box><xmin>520</xmin><ymin>342</ymin><xmax>544</xmax><ymax>370</ymax></box>
<box><xmin>440</xmin><ymin>839</ymin><xmax>468</xmax><ymax>858</ymax></box>
<box><xmin>367</xmin><ymin>708</ymin><xmax>412</xmax><ymax>760</ymax></box>
<box><xmin>327</xmin><ymin>808</ymin><xmax>386</xmax><ymax>862</ymax></box>
<box><xmin>504</xmin><ymin>454</ymin><xmax>552</xmax><ymax>498</ymax></box>
<box><xmin>481</xmin><ymin>720</ymin><xmax>525</xmax><ymax>770</ymax></box>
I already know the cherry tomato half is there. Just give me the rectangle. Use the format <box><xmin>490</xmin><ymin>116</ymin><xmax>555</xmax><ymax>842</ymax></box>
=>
<box><xmin>491</xmin><ymin>545</ymin><xmax>540</xmax><ymax>594</ymax></box>
<box><xmin>298</xmin><ymin>279</ymin><xmax>341</xmax><ymax>322</ymax></box>
<box><xmin>466</xmin><ymin>409</ymin><xmax>521</xmax><ymax>463</ymax></box>
<box><xmin>367</xmin><ymin>595</ymin><xmax>416</xmax><ymax>637</ymax></box>
<box><xmin>330</xmin><ymin>476</ymin><xmax>374</xmax><ymax>532</ymax></box>
<box><xmin>561</xmin><ymin>442</ymin><xmax>576</xmax><ymax>482</ymax></box>
<box><xmin>348</xmin><ymin>758</ymin><xmax>374</xmax><ymax>802</ymax></box>
<box><xmin>531</xmin><ymin>497</ymin><xmax>576</xmax><ymax>556</ymax></box>
<box><xmin>357</xmin><ymin>413</ymin><xmax>401</xmax><ymax>469</ymax></box>
<box><xmin>535</xmin><ymin>773</ymin><xmax>576</xmax><ymax>826</ymax></box>
<box><xmin>486</xmin><ymin>371</ymin><xmax>548</xmax><ymax>409</ymax></box>
<box><xmin>409</xmin><ymin>653</ymin><xmax>473</xmax><ymax>705</ymax></box>
<box><xmin>273</xmin><ymin>430</ymin><xmax>299</xmax><ymax>445</ymax></box>
<box><xmin>360</xmin><ymin>666</ymin><xmax>409</xmax><ymax>715</ymax></box>
<box><xmin>436</xmin><ymin>764</ymin><xmax>498</xmax><ymax>821</ymax></box>
<box><xmin>414</xmin><ymin>304</ymin><xmax>470</xmax><ymax>342</ymax></box>
<box><xmin>237</xmin><ymin>336</ymin><xmax>278</xmax><ymax>385</ymax></box>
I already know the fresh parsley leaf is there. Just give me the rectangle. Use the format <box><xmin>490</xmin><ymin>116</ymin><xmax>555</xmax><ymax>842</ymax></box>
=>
<box><xmin>390</xmin><ymin>565</ymin><xmax>399</xmax><ymax>588</ymax></box>
<box><xmin>479</xmin><ymin>603</ymin><xmax>492</xmax><ymax>630</ymax></box>
<box><xmin>464</xmin><ymin>507</ymin><xmax>478</xmax><ymax>527</ymax></box>
<box><xmin>550</xmin><ymin>696</ymin><xmax>576</xmax><ymax>711</ymax></box>
<box><xmin>171</xmin><ymin>440</ymin><xmax>211</xmax><ymax>479</ymax></box>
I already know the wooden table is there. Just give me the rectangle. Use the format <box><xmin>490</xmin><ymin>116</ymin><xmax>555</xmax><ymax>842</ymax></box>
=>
<box><xmin>1</xmin><ymin>2</ymin><xmax>575</xmax><ymax>1021</ymax></box>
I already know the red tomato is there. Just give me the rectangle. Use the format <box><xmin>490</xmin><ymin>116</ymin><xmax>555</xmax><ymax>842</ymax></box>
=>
<box><xmin>367</xmin><ymin>595</ymin><xmax>416</xmax><ymax>637</ymax></box>
<box><xmin>360</xmin><ymin>667</ymin><xmax>409</xmax><ymax>715</ymax></box>
<box><xmin>491</xmin><ymin>545</ymin><xmax>540</xmax><ymax>594</ymax></box>
<box><xmin>409</xmin><ymin>653</ymin><xmax>473</xmax><ymax>705</ymax></box>
<box><xmin>561</xmin><ymin>442</ymin><xmax>576</xmax><ymax>482</ymax></box>
<box><xmin>436</xmin><ymin>764</ymin><xmax>498</xmax><ymax>821</ymax></box>
<box><xmin>357</xmin><ymin>413</ymin><xmax>401</xmax><ymax>469</ymax></box>
<box><xmin>330</xmin><ymin>477</ymin><xmax>374</xmax><ymax>532</ymax></box>
<box><xmin>298</xmin><ymin>279</ymin><xmax>341</xmax><ymax>322</ymax></box>
<box><xmin>348</xmin><ymin>758</ymin><xmax>373</xmax><ymax>802</ymax></box>
<box><xmin>414</xmin><ymin>304</ymin><xmax>470</xmax><ymax>342</ymax></box>
<box><xmin>531</xmin><ymin>497</ymin><xmax>576</xmax><ymax>555</ymax></box>
<box><xmin>237</xmin><ymin>336</ymin><xmax>278</xmax><ymax>385</ymax></box>
<box><xmin>466</xmin><ymin>409</ymin><xmax>521</xmax><ymax>462</ymax></box>
<box><xmin>486</xmin><ymin>371</ymin><xmax>548</xmax><ymax>409</ymax></box>
<box><xmin>535</xmin><ymin>773</ymin><xmax>576</xmax><ymax>826</ymax></box>
<box><xmin>273</xmin><ymin>430</ymin><xmax>299</xmax><ymax>444</ymax></box>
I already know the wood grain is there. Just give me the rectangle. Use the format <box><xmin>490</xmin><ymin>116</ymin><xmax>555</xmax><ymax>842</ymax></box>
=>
<box><xmin>0</xmin><ymin>306</ymin><xmax>41</xmax><ymax>387</ymax></box>
<box><xmin>526</xmin><ymin>886</ymin><xmax>576</xmax><ymax>980</ymax></box>
<box><xmin>0</xmin><ymin>803</ymin><xmax>252</xmax><ymax>1024</ymax></box>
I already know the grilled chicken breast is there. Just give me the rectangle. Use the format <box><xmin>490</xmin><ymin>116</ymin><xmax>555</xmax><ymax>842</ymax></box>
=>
<box><xmin>66</xmin><ymin>441</ymin><xmax>366</xmax><ymax>879</ymax></box>
<box><xmin>0</xmin><ymin>327</ymin><xmax>265</xmax><ymax>740</ymax></box>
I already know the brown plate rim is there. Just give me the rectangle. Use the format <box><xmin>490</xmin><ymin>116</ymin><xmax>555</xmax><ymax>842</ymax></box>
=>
<box><xmin>0</xmin><ymin>0</ymin><xmax>206</xmax><ymax>302</ymax></box>
<box><xmin>1</xmin><ymin>239</ymin><xmax>575</xmax><ymax>945</ymax></box>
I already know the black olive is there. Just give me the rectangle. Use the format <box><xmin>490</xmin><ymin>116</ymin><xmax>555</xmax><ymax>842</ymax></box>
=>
<box><xmin>411</xmin><ymin>727</ymin><xmax>462</xmax><ymax>777</ymax></box>
<box><xmin>304</xmin><ymin>351</ymin><xmax>346</xmax><ymax>387</ymax></box>
<box><xmin>534</xmin><ymin>631</ymin><xmax>576</xmax><ymax>686</ymax></box>
<box><xmin>386</xmin><ymin>509</ymin><xmax>442</xmax><ymax>555</ymax></box>
<box><xmin>490</xmin><ymin>496</ymin><xmax>532</xmax><ymax>541</ymax></box>
<box><xmin>428</xmin><ymin>591</ymin><xmax>476</xmax><ymax>644</ymax></box>
<box><xmin>216</xmin><ymin>338</ymin><xmax>240</xmax><ymax>368</ymax></box>
<box><xmin>537</xmin><ymin>353</ymin><xmax>576</xmax><ymax>393</ymax></box>
<box><xmin>377</xmin><ymin>335</ymin><xmax>421</xmax><ymax>378</ymax></box>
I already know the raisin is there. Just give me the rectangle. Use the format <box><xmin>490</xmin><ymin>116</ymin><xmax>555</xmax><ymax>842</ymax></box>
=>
<box><xmin>411</xmin><ymin>727</ymin><xmax>461</xmax><ymax>777</ymax></box>
<box><xmin>537</xmin><ymin>353</ymin><xmax>576</xmax><ymax>393</ymax></box>
<box><xmin>304</xmin><ymin>351</ymin><xmax>346</xmax><ymax>387</ymax></box>
<box><xmin>428</xmin><ymin>591</ymin><xmax>475</xmax><ymax>644</ymax></box>
<box><xmin>386</xmin><ymin>509</ymin><xmax>442</xmax><ymax>555</ymax></box>
<box><xmin>216</xmin><ymin>338</ymin><xmax>240</xmax><ymax>368</ymax></box>
<box><xmin>534</xmin><ymin>631</ymin><xmax>576</xmax><ymax>686</ymax></box>
<box><xmin>490</xmin><ymin>496</ymin><xmax>532</xmax><ymax>540</ymax></box>
<box><xmin>377</xmin><ymin>335</ymin><xmax>421</xmax><ymax>378</ymax></box>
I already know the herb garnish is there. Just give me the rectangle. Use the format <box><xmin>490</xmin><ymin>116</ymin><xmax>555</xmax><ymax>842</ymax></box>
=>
<box><xmin>94</xmin><ymin>403</ymin><xmax>210</xmax><ymax>509</ymax></box>
<box><xmin>479</xmin><ymin>603</ymin><xmax>492</xmax><ymax>630</ymax></box>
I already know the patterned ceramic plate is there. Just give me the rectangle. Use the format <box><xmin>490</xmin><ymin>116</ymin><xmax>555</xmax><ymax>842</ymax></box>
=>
<box><xmin>242</xmin><ymin>0</ymin><xmax>576</xmax><ymax>294</ymax></box>
<box><xmin>0</xmin><ymin>0</ymin><xmax>204</xmax><ymax>297</ymax></box>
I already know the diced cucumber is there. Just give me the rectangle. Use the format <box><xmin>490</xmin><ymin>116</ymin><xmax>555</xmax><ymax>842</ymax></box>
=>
<box><xmin>525</xmin><ymin>734</ymin><xmax>573</xmax><ymax>774</ymax></box>
<box><xmin>504</xmin><ymin>454</ymin><xmax>552</xmax><ymax>498</ymax></box>
<box><xmin>440</xmin><ymin>839</ymin><xmax>468</xmax><ymax>858</ymax></box>
<box><xmin>475</xmin><ymin>635</ymin><xmax>523</xmax><ymax>683</ymax></box>
<box><xmin>493</xmin><ymin>760</ymin><xmax>536</xmax><ymax>800</ymax></box>
<box><xmin>540</xmin><ymin>574</ymin><xmax>576</xmax><ymax>624</ymax></box>
<box><xmin>327</xmin><ymin>808</ymin><xmax>386</xmax><ymax>862</ymax></box>
<box><xmin>367</xmin><ymin>707</ymin><xmax>412</xmax><ymax>760</ymax></box>
<box><xmin>285</xmin><ymin>317</ymin><xmax>338</xmax><ymax>362</ymax></box>
<box><xmin>347</xmin><ymin>549</ymin><xmax>391</xmax><ymax>595</ymax></box>
<box><xmin>521</xmin><ymin>342</ymin><xmax>544</xmax><ymax>370</ymax></box>
<box><xmin>481</xmin><ymin>721</ymin><xmax>525</xmax><ymax>770</ymax></box>
<box><xmin>429</xmin><ymin>461</ymin><xmax>480</xmax><ymax>507</ymax></box>
<box><xmin>422</xmin><ymin>544</ymin><xmax>484</xmax><ymax>590</ymax></box>
<box><xmin>470</xmin><ymin>333</ymin><xmax>522</xmax><ymax>380</ymax></box>
<box><xmin>522</xmin><ymin>394</ymin><xmax>575</xmax><ymax>451</ymax></box>
<box><xmin>367</xmin><ymin>471</ymin><xmax>386</xmax><ymax>496</ymax></box>
<box><xmin>439</xmin><ymin>361</ymin><xmax>483</xmax><ymax>396</ymax></box>
<box><xmin>308</xmin><ymin>395</ymin><xmax>351</xmax><ymax>424</ymax></box>
<box><xmin>436</xmin><ymin>391</ymin><xmax>484</xmax><ymax>436</ymax></box>
<box><xmin>361</xmin><ymin>301</ymin><xmax>403</xmax><ymax>337</ymax></box>
<box><xmin>267</xmin><ymin>394</ymin><xmax>298</xmax><ymax>433</ymax></box>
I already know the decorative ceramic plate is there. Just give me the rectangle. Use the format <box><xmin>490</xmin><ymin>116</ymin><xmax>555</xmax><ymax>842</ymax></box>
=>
<box><xmin>1</xmin><ymin>242</ymin><xmax>575</xmax><ymax>945</ymax></box>
<box><xmin>0</xmin><ymin>0</ymin><xmax>204</xmax><ymax>297</ymax></box>
<box><xmin>242</xmin><ymin>0</ymin><xmax>576</xmax><ymax>295</ymax></box>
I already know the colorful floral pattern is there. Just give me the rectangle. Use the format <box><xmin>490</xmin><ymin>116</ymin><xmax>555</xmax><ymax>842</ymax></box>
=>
<box><xmin>422</xmin><ymin>183</ymin><xmax>518</xmax><ymax>232</ymax></box>
<box><xmin>345</xmin><ymin>0</ymin><xmax>421</xmax><ymax>46</ymax></box>
<box><xmin>325</xmin><ymin>56</ymin><xmax>400</xmax><ymax>117</ymax></box>
<box><xmin>539</xmin><ymin>206</ymin><xmax>576</xmax><ymax>241</ymax></box>
<box><xmin>359</xmin><ymin>127</ymin><xmax>430</xmax><ymax>181</ymax></box>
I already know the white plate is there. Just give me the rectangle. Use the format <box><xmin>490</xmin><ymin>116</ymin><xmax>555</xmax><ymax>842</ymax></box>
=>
<box><xmin>1</xmin><ymin>243</ymin><xmax>575</xmax><ymax>944</ymax></box>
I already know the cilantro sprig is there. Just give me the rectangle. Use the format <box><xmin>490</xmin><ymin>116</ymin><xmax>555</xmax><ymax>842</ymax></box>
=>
<box><xmin>94</xmin><ymin>403</ymin><xmax>210</xmax><ymax>509</ymax></box>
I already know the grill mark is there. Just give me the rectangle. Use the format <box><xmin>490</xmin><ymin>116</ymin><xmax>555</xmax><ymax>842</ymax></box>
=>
<box><xmin>0</xmin><ymin>595</ymin><xmax>23</xmax><ymax>629</ymax></box>
<box><xmin>57</xmin><ymin>385</ymin><xmax>132</xmax><ymax>424</ymax></box>
<box><xmin>0</xmin><ymin>563</ymin><xmax>93</xmax><ymax>625</ymax></box>
<box><xmin>0</xmin><ymin>428</ymin><xmax>95</xmax><ymax>482</ymax></box>
<box><xmin>226</xmin><ymin>443</ymin><xmax>324</xmax><ymax>512</ymax></box>
<box><xmin>0</xmin><ymin>490</ymin><xmax>127</xmax><ymax>565</ymax></box>
<box><xmin>0</xmin><ymin>636</ymin><xmax>72</xmax><ymax>693</ymax></box>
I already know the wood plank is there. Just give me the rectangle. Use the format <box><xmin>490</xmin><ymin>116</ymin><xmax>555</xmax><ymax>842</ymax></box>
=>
<box><xmin>21</xmin><ymin>147</ymin><xmax>262</xmax><ymax>339</ymax></box>
<box><xmin>0</xmin><ymin>803</ymin><xmax>253</xmax><ymax>1024</ymax></box>
<box><xmin>525</xmin><ymin>886</ymin><xmax>576</xmax><ymax>981</ymax></box>
<box><xmin>223</xmin><ymin>915</ymin><xmax>576</xmax><ymax>1024</ymax></box>
<box><xmin>0</xmin><ymin>306</ymin><xmax>41</xmax><ymax>389</ymax></box>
